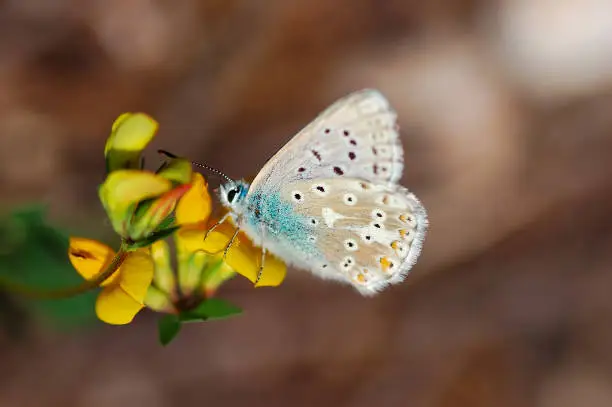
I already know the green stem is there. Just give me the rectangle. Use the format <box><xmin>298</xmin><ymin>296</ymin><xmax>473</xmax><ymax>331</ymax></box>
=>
<box><xmin>0</xmin><ymin>249</ymin><xmax>129</xmax><ymax>300</ymax></box>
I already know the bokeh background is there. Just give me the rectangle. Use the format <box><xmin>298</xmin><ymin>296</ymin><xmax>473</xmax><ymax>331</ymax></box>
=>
<box><xmin>2</xmin><ymin>0</ymin><xmax>612</xmax><ymax>406</ymax></box>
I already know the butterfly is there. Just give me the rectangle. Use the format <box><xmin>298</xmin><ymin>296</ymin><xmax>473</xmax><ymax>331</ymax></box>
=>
<box><xmin>214</xmin><ymin>89</ymin><xmax>428</xmax><ymax>295</ymax></box>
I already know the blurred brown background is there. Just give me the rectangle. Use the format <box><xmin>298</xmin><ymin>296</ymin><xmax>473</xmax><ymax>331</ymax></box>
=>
<box><xmin>2</xmin><ymin>0</ymin><xmax>612</xmax><ymax>406</ymax></box>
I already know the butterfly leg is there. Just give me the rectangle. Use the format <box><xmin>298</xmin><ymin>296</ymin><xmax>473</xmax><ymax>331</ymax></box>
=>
<box><xmin>204</xmin><ymin>212</ymin><xmax>230</xmax><ymax>242</ymax></box>
<box><xmin>255</xmin><ymin>247</ymin><xmax>266</xmax><ymax>284</ymax></box>
<box><xmin>222</xmin><ymin>223</ymin><xmax>241</xmax><ymax>259</ymax></box>
<box><xmin>255</xmin><ymin>227</ymin><xmax>267</xmax><ymax>284</ymax></box>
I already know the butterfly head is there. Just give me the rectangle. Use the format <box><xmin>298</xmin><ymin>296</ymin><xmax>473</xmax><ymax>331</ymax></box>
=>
<box><xmin>219</xmin><ymin>180</ymin><xmax>250</xmax><ymax>211</ymax></box>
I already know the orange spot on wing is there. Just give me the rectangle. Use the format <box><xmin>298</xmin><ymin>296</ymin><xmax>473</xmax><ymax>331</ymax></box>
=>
<box><xmin>380</xmin><ymin>257</ymin><xmax>394</xmax><ymax>272</ymax></box>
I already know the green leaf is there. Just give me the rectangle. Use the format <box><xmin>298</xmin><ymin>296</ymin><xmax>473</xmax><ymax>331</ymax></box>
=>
<box><xmin>127</xmin><ymin>226</ymin><xmax>181</xmax><ymax>249</ymax></box>
<box><xmin>0</xmin><ymin>205</ymin><xmax>98</xmax><ymax>330</ymax></box>
<box><xmin>188</xmin><ymin>298</ymin><xmax>242</xmax><ymax>320</ymax></box>
<box><xmin>158</xmin><ymin>314</ymin><xmax>181</xmax><ymax>346</ymax></box>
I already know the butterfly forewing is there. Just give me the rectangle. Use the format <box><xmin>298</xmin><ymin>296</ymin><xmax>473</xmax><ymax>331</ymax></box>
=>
<box><xmin>278</xmin><ymin>178</ymin><xmax>427</xmax><ymax>294</ymax></box>
<box><xmin>250</xmin><ymin>89</ymin><xmax>404</xmax><ymax>192</ymax></box>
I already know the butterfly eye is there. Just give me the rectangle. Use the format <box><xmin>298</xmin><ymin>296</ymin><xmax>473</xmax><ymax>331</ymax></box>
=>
<box><xmin>227</xmin><ymin>189</ymin><xmax>237</xmax><ymax>203</ymax></box>
<box><xmin>226</xmin><ymin>185</ymin><xmax>243</xmax><ymax>204</ymax></box>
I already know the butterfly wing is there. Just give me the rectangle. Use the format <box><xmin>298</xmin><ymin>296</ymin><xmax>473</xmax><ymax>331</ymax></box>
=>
<box><xmin>235</xmin><ymin>89</ymin><xmax>426</xmax><ymax>294</ymax></box>
<box><xmin>250</xmin><ymin>89</ymin><xmax>404</xmax><ymax>192</ymax></box>
<box><xmin>277</xmin><ymin>178</ymin><xmax>427</xmax><ymax>295</ymax></box>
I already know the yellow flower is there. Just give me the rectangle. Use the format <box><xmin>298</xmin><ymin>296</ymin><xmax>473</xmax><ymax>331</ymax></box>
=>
<box><xmin>68</xmin><ymin>237</ymin><xmax>154</xmax><ymax>325</ymax></box>
<box><xmin>99</xmin><ymin>113</ymin><xmax>193</xmax><ymax>244</ymax></box>
<box><xmin>68</xmin><ymin>112</ymin><xmax>286</xmax><ymax>327</ymax></box>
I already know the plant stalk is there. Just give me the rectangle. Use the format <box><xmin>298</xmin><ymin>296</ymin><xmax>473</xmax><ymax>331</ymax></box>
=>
<box><xmin>0</xmin><ymin>249</ymin><xmax>129</xmax><ymax>300</ymax></box>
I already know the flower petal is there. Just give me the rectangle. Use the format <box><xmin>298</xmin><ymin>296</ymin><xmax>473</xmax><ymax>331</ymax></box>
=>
<box><xmin>175</xmin><ymin>173</ymin><xmax>212</xmax><ymax>225</ymax></box>
<box><xmin>202</xmin><ymin>261</ymin><xmax>236</xmax><ymax>297</ymax></box>
<box><xmin>118</xmin><ymin>250</ymin><xmax>155</xmax><ymax>303</ymax></box>
<box><xmin>222</xmin><ymin>238</ymin><xmax>259</xmax><ymax>283</ymax></box>
<box><xmin>144</xmin><ymin>285</ymin><xmax>176</xmax><ymax>313</ymax></box>
<box><xmin>150</xmin><ymin>240</ymin><xmax>175</xmax><ymax>294</ymax></box>
<box><xmin>177</xmin><ymin>223</ymin><xmax>231</xmax><ymax>255</ymax></box>
<box><xmin>98</xmin><ymin>170</ymin><xmax>172</xmax><ymax>235</ymax></box>
<box><xmin>68</xmin><ymin>237</ymin><xmax>119</xmax><ymax>287</ymax></box>
<box><xmin>96</xmin><ymin>286</ymin><xmax>144</xmax><ymax>325</ymax></box>
<box><xmin>178</xmin><ymin>250</ymin><xmax>208</xmax><ymax>296</ymax></box>
<box><xmin>105</xmin><ymin>113</ymin><xmax>158</xmax><ymax>172</ymax></box>
<box><xmin>156</xmin><ymin>158</ymin><xmax>193</xmax><ymax>185</ymax></box>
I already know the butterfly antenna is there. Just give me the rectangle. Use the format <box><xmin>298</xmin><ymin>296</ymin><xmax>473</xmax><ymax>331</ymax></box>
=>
<box><xmin>157</xmin><ymin>149</ymin><xmax>235</xmax><ymax>185</ymax></box>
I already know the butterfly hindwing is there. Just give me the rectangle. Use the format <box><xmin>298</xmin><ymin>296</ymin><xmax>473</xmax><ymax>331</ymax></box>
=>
<box><xmin>278</xmin><ymin>178</ymin><xmax>427</xmax><ymax>294</ymax></box>
<box><xmin>250</xmin><ymin>89</ymin><xmax>404</xmax><ymax>192</ymax></box>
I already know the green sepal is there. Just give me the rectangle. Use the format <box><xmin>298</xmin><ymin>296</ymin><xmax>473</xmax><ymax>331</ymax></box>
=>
<box><xmin>126</xmin><ymin>226</ymin><xmax>181</xmax><ymax>249</ymax></box>
<box><xmin>180</xmin><ymin>298</ymin><xmax>242</xmax><ymax>322</ymax></box>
